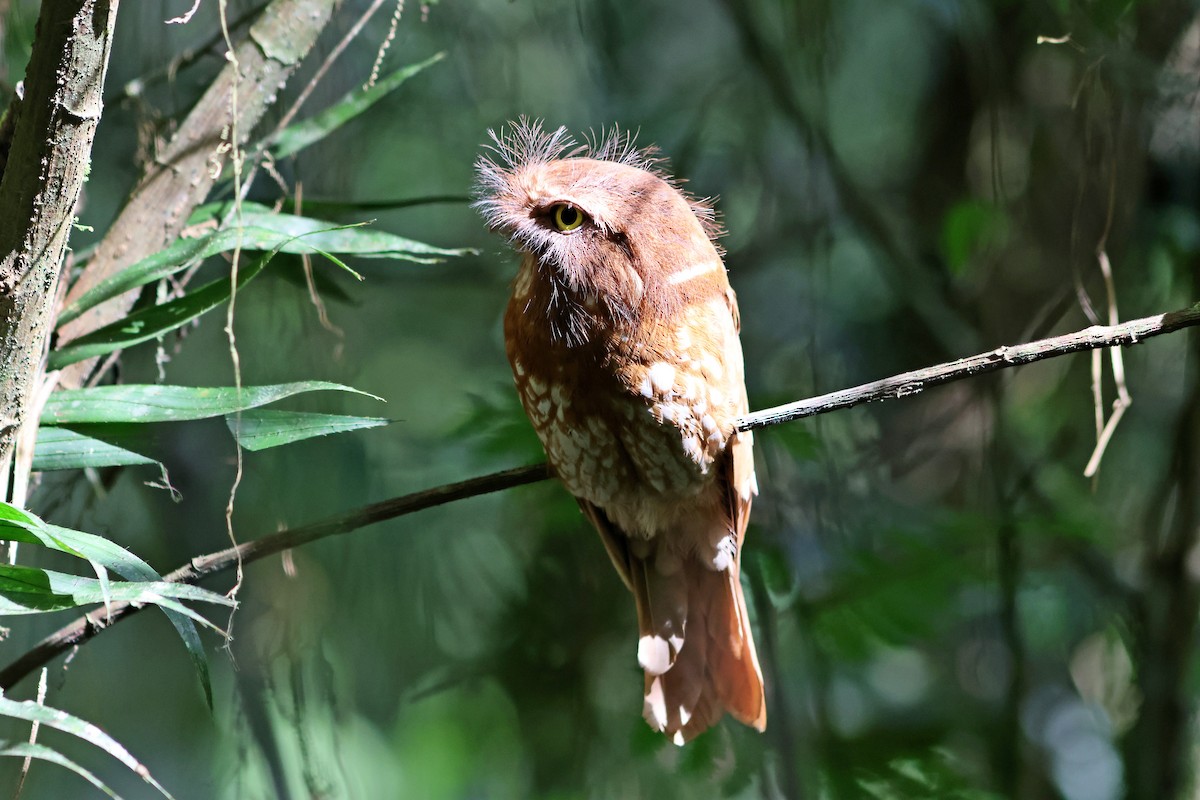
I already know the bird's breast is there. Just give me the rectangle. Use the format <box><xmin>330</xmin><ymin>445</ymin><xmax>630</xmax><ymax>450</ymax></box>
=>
<box><xmin>506</xmin><ymin>288</ymin><xmax>742</xmax><ymax>539</ymax></box>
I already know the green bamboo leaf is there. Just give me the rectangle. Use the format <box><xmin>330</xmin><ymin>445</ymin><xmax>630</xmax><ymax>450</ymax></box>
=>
<box><xmin>266</xmin><ymin>52</ymin><xmax>446</xmax><ymax>160</ymax></box>
<box><xmin>32</xmin><ymin>425</ymin><xmax>159</xmax><ymax>471</ymax></box>
<box><xmin>0</xmin><ymin>564</ymin><xmax>233</xmax><ymax>616</ymax></box>
<box><xmin>42</xmin><ymin>382</ymin><xmax>380</xmax><ymax>425</ymax></box>
<box><xmin>0</xmin><ymin>695</ymin><xmax>174</xmax><ymax>799</ymax></box>
<box><xmin>48</xmin><ymin>249</ymin><xmax>272</xmax><ymax>370</ymax></box>
<box><xmin>44</xmin><ymin>520</ymin><xmax>216</xmax><ymax>706</ymax></box>
<box><xmin>59</xmin><ymin>203</ymin><xmax>472</xmax><ymax>326</ymax></box>
<box><xmin>0</xmin><ymin>503</ymin><xmax>223</xmax><ymax>714</ymax></box>
<box><xmin>0</xmin><ymin>512</ymin><xmax>82</xmax><ymax>559</ymax></box>
<box><xmin>0</xmin><ymin>740</ymin><xmax>120</xmax><ymax>798</ymax></box>
<box><xmin>0</xmin><ymin>505</ymin><xmax>119</xmax><ymax>622</ymax></box>
<box><xmin>58</xmin><ymin>224</ymin><xmax>362</xmax><ymax>326</ymax></box>
<box><xmin>48</xmin><ymin>248</ymin><xmax>274</xmax><ymax>371</ymax></box>
<box><xmin>191</xmin><ymin>201</ymin><xmax>472</xmax><ymax>261</ymax></box>
<box><xmin>226</xmin><ymin>409</ymin><xmax>391</xmax><ymax>451</ymax></box>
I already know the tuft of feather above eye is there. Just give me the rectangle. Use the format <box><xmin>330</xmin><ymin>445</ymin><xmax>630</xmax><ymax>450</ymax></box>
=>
<box><xmin>479</xmin><ymin>117</ymin><xmax>580</xmax><ymax>173</ymax></box>
<box><xmin>472</xmin><ymin>117</ymin><xmax>725</xmax><ymax>245</ymax></box>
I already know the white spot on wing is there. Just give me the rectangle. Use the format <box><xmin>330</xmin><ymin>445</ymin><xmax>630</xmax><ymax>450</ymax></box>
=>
<box><xmin>740</xmin><ymin>471</ymin><xmax>757</xmax><ymax>501</ymax></box>
<box><xmin>638</xmin><ymin>635</ymin><xmax>672</xmax><ymax>675</ymax></box>
<box><xmin>672</xmin><ymin>730</ymin><xmax>686</xmax><ymax>746</ymax></box>
<box><xmin>667</xmin><ymin>261</ymin><xmax>719</xmax><ymax>285</ymax></box>
<box><xmin>645</xmin><ymin>677</ymin><xmax>668</xmax><ymax>730</ymax></box>
<box><xmin>679</xmin><ymin>705</ymin><xmax>692</xmax><ymax>726</ymax></box>
<box><xmin>713</xmin><ymin>534</ymin><xmax>737</xmax><ymax>571</ymax></box>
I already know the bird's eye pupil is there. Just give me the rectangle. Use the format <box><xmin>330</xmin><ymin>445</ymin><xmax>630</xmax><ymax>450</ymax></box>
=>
<box><xmin>553</xmin><ymin>204</ymin><xmax>584</xmax><ymax>232</ymax></box>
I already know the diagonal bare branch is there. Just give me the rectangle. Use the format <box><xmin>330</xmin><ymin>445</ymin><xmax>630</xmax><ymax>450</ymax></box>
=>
<box><xmin>1</xmin><ymin>302</ymin><xmax>1198</xmax><ymax>691</ymax></box>
<box><xmin>54</xmin><ymin>0</ymin><xmax>343</xmax><ymax>390</ymax></box>
<box><xmin>737</xmin><ymin>304</ymin><xmax>1200</xmax><ymax>431</ymax></box>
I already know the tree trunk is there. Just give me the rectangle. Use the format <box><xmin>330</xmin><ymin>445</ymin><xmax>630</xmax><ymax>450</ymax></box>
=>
<box><xmin>0</xmin><ymin>0</ymin><xmax>119</xmax><ymax>475</ymax></box>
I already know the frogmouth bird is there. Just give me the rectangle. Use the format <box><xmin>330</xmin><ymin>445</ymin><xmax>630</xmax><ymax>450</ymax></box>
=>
<box><xmin>474</xmin><ymin>120</ymin><xmax>765</xmax><ymax>744</ymax></box>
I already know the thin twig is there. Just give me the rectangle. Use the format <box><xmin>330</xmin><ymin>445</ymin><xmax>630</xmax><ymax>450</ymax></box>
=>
<box><xmin>107</xmin><ymin>2</ymin><xmax>268</xmax><ymax>105</ymax></box>
<box><xmin>1084</xmin><ymin>248</ymin><xmax>1132</xmax><ymax>477</ymax></box>
<box><xmin>274</xmin><ymin>0</ymin><xmax>388</xmax><ymax>133</ymax></box>
<box><xmin>0</xmin><ymin>464</ymin><xmax>550</xmax><ymax>690</ymax></box>
<box><xmin>12</xmin><ymin>668</ymin><xmax>47</xmax><ymax>799</ymax></box>
<box><xmin>280</xmin><ymin>194</ymin><xmax>472</xmax><ymax>213</ymax></box>
<box><xmin>2</xmin><ymin>303</ymin><xmax>1199</xmax><ymax>690</ymax></box>
<box><xmin>737</xmin><ymin>304</ymin><xmax>1200</xmax><ymax>431</ymax></box>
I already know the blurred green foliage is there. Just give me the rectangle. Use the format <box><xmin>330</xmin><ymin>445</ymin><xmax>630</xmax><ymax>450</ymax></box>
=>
<box><xmin>2</xmin><ymin>0</ymin><xmax>1200</xmax><ymax>798</ymax></box>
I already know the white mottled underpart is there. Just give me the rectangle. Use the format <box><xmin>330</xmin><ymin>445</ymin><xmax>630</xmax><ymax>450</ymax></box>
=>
<box><xmin>648</xmin><ymin>362</ymin><xmax>675</xmax><ymax>394</ymax></box>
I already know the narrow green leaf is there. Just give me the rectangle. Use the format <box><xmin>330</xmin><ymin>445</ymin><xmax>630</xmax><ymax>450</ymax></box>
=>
<box><xmin>0</xmin><ymin>520</ymin><xmax>83</xmax><ymax>560</ymax></box>
<box><xmin>149</xmin><ymin>599</ymin><xmax>214</xmax><ymax>706</ymax></box>
<box><xmin>59</xmin><ymin>226</ymin><xmax>302</xmax><ymax>326</ymax></box>
<box><xmin>48</xmin><ymin>250</ymin><xmax>271</xmax><ymax>370</ymax></box>
<box><xmin>0</xmin><ymin>695</ymin><xmax>174</xmax><ymax>799</ymax></box>
<box><xmin>191</xmin><ymin>201</ymin><xmax>472</xmax><ymax>261</ymax></box>
<box><xmin>266</xmin><ymin>52</ymin><xmax>446</xmax><ymax>160</ymax></box>
<box><xmin>0</xmin><ymin>569</ymin><xmax>222</xmax><ymax>635</ymax></box>
<box><xmin>0</xmin><ymin>503</ymin><xmax>119</xmax><ymax>621</ymax></box>
<box><xmin>0</xmin><ymin>564</ymin><xmax>232</xmax><ymax>616</ymax></box>
<box><xmin>44</xmin><ymin>520</ymin><xmax>216</xmax><ymax>705</ymax></box>
<box><xmin>0</xmin><ymin>741</ymin><xmax>120</xmax><ymax>798</ymax></box>
<box><xmin>32</xmin><ymin>426</ymin><xmax>158</xmax><ymax>471</ymax></box>
<box><xmin>226</xmin><ymin>409</ymin><xmax>391</xmax><ymax>451</ymax></box>
<box><xmin>0</xmin><ymin>503</ymin><xmax>224</xmax><ymax>703</ymax></box>
<box><xmin>0</xmin><ymin>504</ymin><xmax>33</xmax><ymax>524</ymax></box>
<box><xmin>42</xmin><ymin>382</ymin><xmax>380</xmax><ymax>425</ymax></box>
<box><xmin>60</xmin><ymin>203</ymin><xmax>471</xmax><ymax>326</ymax></box>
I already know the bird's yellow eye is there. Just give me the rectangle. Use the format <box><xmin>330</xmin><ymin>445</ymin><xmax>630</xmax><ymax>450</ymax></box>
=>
<box><xmin>552</xmin><ymin>204</ymin><xmax>585</xmax><ymax>232</ymax></box>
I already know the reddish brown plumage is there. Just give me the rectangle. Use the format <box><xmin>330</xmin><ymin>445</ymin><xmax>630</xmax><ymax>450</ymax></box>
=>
<box><xmin>475</xmin><ymin>120</ymin><xmax>765</xmax><ymax>744</ymax></box>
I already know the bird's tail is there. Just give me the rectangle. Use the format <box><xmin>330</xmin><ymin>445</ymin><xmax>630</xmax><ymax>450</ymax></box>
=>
<box><xmin>628</xmin><ymin>543</ymin><xmax>766</xmax><ymax>744</ymax></box>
